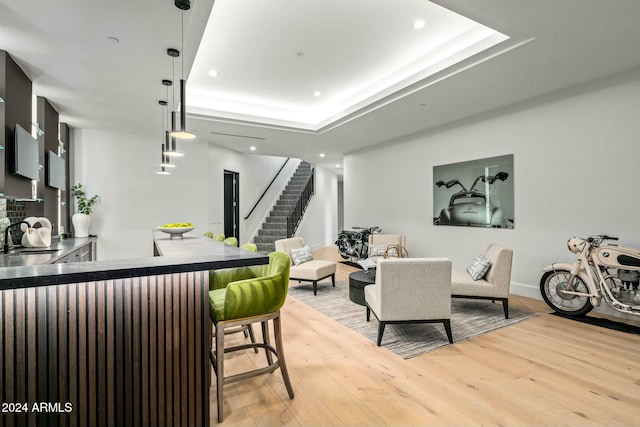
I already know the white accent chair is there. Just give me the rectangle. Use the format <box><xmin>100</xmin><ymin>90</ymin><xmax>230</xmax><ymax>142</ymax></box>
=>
<box><xmin>366</xmin><ymin>234</ymin><xmax>407</xmax><ymax>263</ymax></box>
<box><xmin>364</xmin><ymin>258</ymin><xmax>453</xmax><ymax>346</ymax></box>
<box><xmin>451</xmin><ymin>243</ymin><xmax>513</xmax><ymax>319</ymax></box>
<box><xmin>274</xmin><ymin>237</ymin><xmax>337</xmax><ymax>295</ymax></box>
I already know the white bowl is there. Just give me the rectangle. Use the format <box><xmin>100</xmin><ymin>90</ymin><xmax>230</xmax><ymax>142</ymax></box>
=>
<box><xmin>157</xmin><ymin>226</ymin><xmax>194</xmax><ymax>239</ymax></box>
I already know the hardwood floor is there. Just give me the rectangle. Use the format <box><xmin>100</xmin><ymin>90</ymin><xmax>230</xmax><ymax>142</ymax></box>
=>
<box><xmin>211</xmin><ymin>246</ymin><xmax>640</xmax><ymax>426</ymax></box>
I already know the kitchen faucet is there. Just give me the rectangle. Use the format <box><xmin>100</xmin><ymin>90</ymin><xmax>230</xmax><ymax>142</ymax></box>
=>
<box><xmin>3</xmin><ymin>221</ymin><xmax>31</xmax><ymax>254</ymax></box>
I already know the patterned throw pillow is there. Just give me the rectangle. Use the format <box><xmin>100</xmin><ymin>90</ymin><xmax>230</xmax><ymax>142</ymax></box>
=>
<box><xmin>290</xmin><ymin>245</ymin><xmax>313</xmax><ymax>265</ymax></box>
<box><xmin>368</xmin><ymin>244</ymin><xmax>390</xmax><ymax>257</ymax></box>
<box><xmin>466</xmin><ymin>255</ymin><xmax>492</xmax><ymax>281</ymax></box>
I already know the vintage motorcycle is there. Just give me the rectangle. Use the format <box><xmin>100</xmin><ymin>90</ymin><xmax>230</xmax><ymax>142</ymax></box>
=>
<box><xmin>540</xmin><ymin>235</ymin><xmax>640</xmax><ymax>317</ymax></box>
<box><xmin>335</xmin><ymin>226</ymin><xmax>381</xmax><ymax>260</ymax></box>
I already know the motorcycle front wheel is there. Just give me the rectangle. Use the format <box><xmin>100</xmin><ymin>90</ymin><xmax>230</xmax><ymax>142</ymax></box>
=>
<box><xmin>540</xmin><ymin>270</ymin><xmax>593</xmax><ymax>316</ymax></box>
<box><xmin>335</xmin><ymin>240</ymin><xmax>351</xmax><ymax>259</ymax></box>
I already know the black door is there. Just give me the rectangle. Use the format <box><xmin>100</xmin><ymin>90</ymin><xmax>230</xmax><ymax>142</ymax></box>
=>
<box><xmin>223</xmin><ymin>170</ymin><xmax>239</xmax><ymax>241</ymax></box>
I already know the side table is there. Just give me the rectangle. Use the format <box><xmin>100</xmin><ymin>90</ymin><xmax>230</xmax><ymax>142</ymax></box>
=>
<box><xmin>348</xmin><ymin>269</ymin><xmax>376</xmax><ymax>306</ymax></box>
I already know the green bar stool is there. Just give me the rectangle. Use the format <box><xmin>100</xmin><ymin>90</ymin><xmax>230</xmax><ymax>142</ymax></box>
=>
<box><xmin>240</xmin><ymin>242</ymin><xmax>258</xmax><ymax>252</ymax></box>
<box><xmin>209</xmin><ymin>251</ymin><xmax>295</xmax><ymax>422</ymax></box>
<box><xmin>222</xmin><ymin>236</ymin><xmax>238</xmax><ymax>246</ymax></box>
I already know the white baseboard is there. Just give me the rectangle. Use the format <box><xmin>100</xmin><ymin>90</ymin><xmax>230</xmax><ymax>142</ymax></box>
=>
<box><xmin>511</xmin><ymin>281</ymin><xmax>541</xmax><ymax>300</ymax></box>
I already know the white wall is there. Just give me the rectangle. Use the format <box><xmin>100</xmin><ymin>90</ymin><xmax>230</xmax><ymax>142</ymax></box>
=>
<box><xmin>72</xmin><ymin>129</ymin><xmax>337</xmax><ymax>260</ymax></box>
<box><xmin>344</xmin><ymin>70</ymin><xmax>640</xmax><ymax>301</ymax></box>
<box><xmin>295</xmin><ymin>165</ymin><xmax>339</xmax><ymax>250</ymax></box>
<box><xmin>72</xmin><ymin>129</ymin><xmax>211</xmax><ymax>260</ymax></box>
<box><xmin>203</xmin><ymin>145</ymin><xmax>298</xmax><ymax>244</ymax></box>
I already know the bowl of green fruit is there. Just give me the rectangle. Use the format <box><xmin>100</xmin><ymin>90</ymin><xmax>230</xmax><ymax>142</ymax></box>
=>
<box><xmin>157</xmin><ymin>222</ymin><xmax>194</xmax><ymax>239</ymax></box>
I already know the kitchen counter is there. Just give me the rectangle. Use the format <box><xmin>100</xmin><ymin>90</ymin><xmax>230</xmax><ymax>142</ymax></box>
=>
<box><xmin>0</xmin><ymin>233</ymin><xmax>266</xmax><ymax>290</ymax></box>
<box><xmin>0</xmin><ymin>236</ymin><xmax>96</xmax><ymax>268</ymax></box>
<box><xmin>0</xmin><ymin>232</ymin><xmax>268</xmax><ymax>426</ymax></box>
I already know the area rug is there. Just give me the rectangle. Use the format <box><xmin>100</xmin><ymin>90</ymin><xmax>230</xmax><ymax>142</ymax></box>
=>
<box><xmin>288</xmin><ymin>281</ymin><xmax>539</xmax><ymax>359</ymax></box>
<box><xmin>550</xmin><ymin>312</ymin><xmax>640</xmax><ymax>334</ymax></box>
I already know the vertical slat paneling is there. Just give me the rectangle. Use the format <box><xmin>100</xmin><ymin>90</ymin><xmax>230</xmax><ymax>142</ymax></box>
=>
<box><xmin>156</xmin><ymin>275</ymin><xmax>166</xmax><ymax>427</ymax></box>
<box><xmin>131</xmin><ymin>277</ymin><xmax>141</xmax><ymax>427</ymax></box>
<box><xmin>86</xmin><ymin>282</ymin><xmax>97</xmax><ymax>427</ymax></box>
<box><xmin>113</xmin><ymin>278</ymin><xmax>124</xmax><ymax>426</ymax></box>
<box><xmin>195</xmin><ymin>271</ymin><xmax>205</xmax><ymax>427</ymax></box>
<box><xmin>140</xmin><ymin>276</ymin><xmax>150</xmax><ymax>427</ymax></box>
<box><xmin>172</xmin><ymin>274</ymin><xmax>181</xmax><ymax>427</ymax></box>
<box><xmin>0</xmin><ymin>271</ymin><xmax>210</xmax><ymax>427</ymax></box>
<box><xmin>27</xmin><ymin>287</ymin><xmax>38</xmax><ymax>427</ymax></box>
<box><xmin>164</xmin><ymin>276</ymin><xmax>173</xmax><ymax>425</ymax></box>
<box><xmin>123</xmin><ymin>279</ymin><xmax>134</xmax><ymax>427</ymax></box>
<box><xmin>47</xmin><ymin>285</ymin><xmax>59</xmax><ymax>427</ymax></box>
<box><xmin>4</xmin><ymin>290</ymin><xmax>15</xmax><ymax>427</ymax></box>
<box><xmin>67</xmin><ymin>284</ymin><xmax>77</xmax><ymax>427</ymax></box>
<box><xmin>187</xmin><ymin>273</ymin><xmax>196</xmax><ymax>427</ymax></box>
<box><xmin>149</xmin><ymin>276</ymin><xmax>159</xmax><ymax>427</ymax></box>
<box><xmin>57</xmin><ymin>285</ymin><xmax>68</xmax><ymax>427</ymax></box>
<box><xmin>96</xmin><ymin>281</ymin><xmax>107</xmax><ymax>426</ymax></box>
<box><xmin>76</xmin><ymin>283</ymin><xmax>87</xmax><ymax>427</ymax></box>
<box><xmin>35</xmin><ymin>286</ymin><xmax>48</xmax><ymax>427</ymax></box>
<box><xmin>105</xmin><ymin>280</ymin><xmax>116</xmax><ymax>425</ymax></box>
<box><xmin>180</xmin><ymin>273</ymin><xmax>189</xmax><ymax>426</ymax></box>
<box><xmin>13</xmin><ymin>289</ymin><xmax>27</xmax><ymax>427</ymax></box>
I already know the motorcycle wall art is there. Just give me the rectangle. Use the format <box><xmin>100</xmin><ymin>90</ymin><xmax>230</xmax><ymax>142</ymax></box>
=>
<box><xmin>433</xmin><ymin>154</ymin><xmax>514</xmax><ymax>229</ymax></box>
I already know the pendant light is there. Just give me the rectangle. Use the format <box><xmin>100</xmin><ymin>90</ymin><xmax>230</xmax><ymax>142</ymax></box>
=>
<box><xmin>157</xmin><ymin>99</ymin><xmax>172</xmax><ymax>175</ymax></box>
<box><xmin>170</xmin><ymin>0</ymin><xmax>196</xmax><ymax>140</ymax></box>
<box><xmin>159</xmin><ymin>99</ymin><xmax>175</xmax><ymax>169</ymax></box>
<box><xmin>166</xmin><ymin>48</ymin><xmax>185</xmax><ymax>157</ymax></box>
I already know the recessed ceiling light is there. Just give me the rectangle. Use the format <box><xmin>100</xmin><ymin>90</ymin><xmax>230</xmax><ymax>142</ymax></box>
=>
<box><xmin>208</xmin><ymin>69</ymin><xmax>218</xmax><ymax>78</ymax></box>
<box><xmin>335</xmin><ymin>164</ymin><xmax>342</xmax><ymax>169</ymax></box>
<box><xmin>250</xmin><ymin>146</ymin><xmax>256</xmax><ymax>151</ymax></box>
<box><xmin>413</xmin><ymin>20</ymin><xmax>425</xmax><ymax>30</ymax></box>
<box><xmin>313</xmin><ymin>91</ymin><xmax>321</xmax><ymax>97</ymax></box>
<box><xmin>319</xmin><ymin>153</ymin><xmax>325</xmax><ymax>158</ymax></box>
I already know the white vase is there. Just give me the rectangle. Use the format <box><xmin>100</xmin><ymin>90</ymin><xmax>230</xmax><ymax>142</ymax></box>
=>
<box><xmin>72</xmin><ymin>213</ymin><xmax>91</xmax><ymax>237</ymax></box>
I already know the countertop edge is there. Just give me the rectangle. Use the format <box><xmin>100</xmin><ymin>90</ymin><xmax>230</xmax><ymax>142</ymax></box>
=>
<box><xmin>0</xmin><ymin>234</ymin><xmax>268</xmax><ymax>290</ymax></box>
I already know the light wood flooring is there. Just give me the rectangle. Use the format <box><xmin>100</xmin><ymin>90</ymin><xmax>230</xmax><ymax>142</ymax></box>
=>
<box><xmin>211</xmin><ymin>246</ymin><xmax>640</xmax><ymax>426</ymax></box>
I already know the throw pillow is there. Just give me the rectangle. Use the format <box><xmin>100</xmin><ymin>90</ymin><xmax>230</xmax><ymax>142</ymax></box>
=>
<box><xmin>466</xmin><ymin>255</ymin><xmax>492</xmax><ymax>281</ymax></box>
<box><xmin>368</xmin><ymin>244</ymin><xmax>388</xmax><ymax>257</ymax></box>
<box><xmin>290</xmin><ymin>245</ymin><xmax>313</xmax><ymax>265</ymax></box>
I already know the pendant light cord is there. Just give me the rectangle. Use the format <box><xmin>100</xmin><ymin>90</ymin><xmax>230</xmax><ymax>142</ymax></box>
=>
<box><xmin>182</xmin><ymin>11</ymin><xmax>185</xmax><ymax>78</ymax></box>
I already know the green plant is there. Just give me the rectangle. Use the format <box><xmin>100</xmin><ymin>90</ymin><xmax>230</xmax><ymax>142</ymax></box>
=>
<box><xmin>71</xmin><ymin>184</ymin><xmax>99</xmax><ymax>215</ymax></box>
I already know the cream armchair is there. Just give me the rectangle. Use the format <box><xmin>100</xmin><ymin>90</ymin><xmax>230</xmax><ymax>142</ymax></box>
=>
<box><xmin>451</xmin><ymin>243</ymin><xmax>513</xmax><ymax>318</ymax></box>
<box><xmin>274</xmin><ymin>237</ymin><xmax>337</xmax><ymax>295</ymax></box>
<box><xmin>366</xmin><ymin>234</ymin><xmax>407</xmax><ymax>264</ymax></box>
<box><xmin>364</xmin><ymin>258</ymin><xmax>453</xmax><ymax>346</ymax></box>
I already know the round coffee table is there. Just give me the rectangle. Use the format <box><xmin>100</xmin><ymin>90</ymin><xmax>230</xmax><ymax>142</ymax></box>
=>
<box><xmin>348</xmin><ymin>270</ymin><xmax>376</xmax><ymax>306</ymax></box>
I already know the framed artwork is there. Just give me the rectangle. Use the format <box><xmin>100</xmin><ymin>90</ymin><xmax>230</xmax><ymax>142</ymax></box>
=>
<box><xmin>433</xmin><ymin>154</ymin><xmax>514</xmax><ymax>228</ymax></box>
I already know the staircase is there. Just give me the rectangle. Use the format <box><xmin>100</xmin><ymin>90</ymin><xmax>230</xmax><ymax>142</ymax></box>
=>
<box><xmin>253</xmin><ymin>161</ymin><xmax>314</xmax><ymax>253</ymax></box>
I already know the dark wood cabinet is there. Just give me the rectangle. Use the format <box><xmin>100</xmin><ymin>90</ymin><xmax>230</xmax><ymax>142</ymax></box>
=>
<box><xmin>1</xmin><ymin>50</ymin><xmax>35</xmax><ymax>200</ymax></box>
<box><xmin>1</xmin><ymin>50</ymin><xmax>71</xmax><ymax>235</ymax></box>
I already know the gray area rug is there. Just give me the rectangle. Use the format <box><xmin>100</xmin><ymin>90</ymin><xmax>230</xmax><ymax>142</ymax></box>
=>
<box><xmin>288</xmin><ymin>280</ymin><xmax>539</xmax><ymax>359</ymax></box>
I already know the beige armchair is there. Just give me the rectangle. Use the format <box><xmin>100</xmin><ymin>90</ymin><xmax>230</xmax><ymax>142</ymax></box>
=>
<box><xmin>366</xmin><ymin>234</ymin><xmax>407</xmax><ymax>264</ymax></box>
<box><xmin>274</xmin><ymin>237</ymin><xmax>337</xmax><ymax>295</ymax></box>
<box><xmin>451</xmin><ymin>243</ymin><xmax>513</xmax><ymax>318</ymax></box>
<box><xmin>364</xmin><ymin>258</ymin><xmax>453</xmax><ymax>346</ymax></box>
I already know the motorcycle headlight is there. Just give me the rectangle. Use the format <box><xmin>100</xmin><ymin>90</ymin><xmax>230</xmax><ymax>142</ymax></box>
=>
<box><xmin>567</xmin><ymin>237</ymin><xmax>586</xmax><ymax>253</ymax></box>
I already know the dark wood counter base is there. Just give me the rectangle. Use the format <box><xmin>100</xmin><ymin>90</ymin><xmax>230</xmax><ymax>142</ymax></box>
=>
<box><xmin>0</xmin><ymin>234</ymin><xmax>268</xmax><ymax>426</ymax></box>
